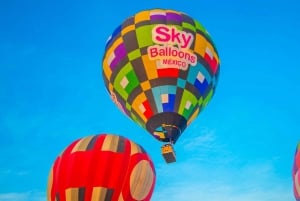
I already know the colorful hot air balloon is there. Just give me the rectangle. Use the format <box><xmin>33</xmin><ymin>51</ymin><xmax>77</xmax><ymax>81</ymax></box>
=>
<box><xmin>293</xmin><ymin>142</ymin><xmax>300</xmax><ymax>201</ymax></box>
<box><xmin>47</xmin><ymin>134</ymin><xmax>156</xmax><ymax>201</ymax></box>
<box><xmin>102</xmin><ymin>9</ymin><xmax>220</xmax><ymax>162</ymax></box>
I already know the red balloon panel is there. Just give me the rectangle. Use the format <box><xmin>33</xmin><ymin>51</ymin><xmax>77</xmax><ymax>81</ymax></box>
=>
<box><xmin>47</xmin><ymin>134</ymin><xmax>156</xmax><ymax>201</ymax></box>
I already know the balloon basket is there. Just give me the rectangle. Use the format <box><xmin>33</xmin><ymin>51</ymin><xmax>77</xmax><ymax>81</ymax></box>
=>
<box><xmin>161</xmin><ymin>143</ymin><xmax>176</xmax><ymax>163</ymax></box>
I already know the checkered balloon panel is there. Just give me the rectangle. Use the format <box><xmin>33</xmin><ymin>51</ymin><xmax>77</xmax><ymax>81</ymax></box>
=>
<box><xmin>102</xmin><ymin>9</ymin><xmax>220</xmax><ymax>143</ymax></box>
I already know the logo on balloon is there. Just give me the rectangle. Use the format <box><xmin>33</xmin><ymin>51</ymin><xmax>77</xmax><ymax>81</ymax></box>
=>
<box><xmin>147</xmin><ymin>24</ymin><xmax>197</xmax><ymax>70</ymax></box>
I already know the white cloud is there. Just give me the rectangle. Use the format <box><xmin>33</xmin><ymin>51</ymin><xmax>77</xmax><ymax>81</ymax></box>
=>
<box><xmin>0</xmin><ymin>168</ymin><xmax>29</xmax><ymax>177</ymax></box>
<box><xmin>152</xmin><ymin>127</ymin><xmax>294</xmax><ymax>201</ymax></box>
<box><xmin>181</xmin><ymin>127</ymin><xmax>216</xmax><ymax>150</ymax></box>
<box><xmin>175</xmin><ymin>126</ymin><xmax>234</xmax><ymax>165</ymax></box>
<box><xmin>153</xmin><ymin>181</ymin><xmax>292</xmax><ymax>201</ymax></box>
<box><xmin>0</xmin><ymin>191</ymin><xmax>44</xmax><ymax>201</ymax></box>
<box><xmin>153</xmin><ymin>159</ymin><xmax>294</xmax><ymax>201</ymax></box>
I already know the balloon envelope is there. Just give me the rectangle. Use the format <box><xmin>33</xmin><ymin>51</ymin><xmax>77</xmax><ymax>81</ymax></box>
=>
<box><xmin>293</xmin><ymin>142</ymin><xmax>300</xmax><ymax>201</ymax></box>
<box><xmin>102</xmin><ymin>9</ymin><xmax>220</xmax><ymax>144</ymax></box>
<box><xmin>47</xmin><ymin>134</ymin><xmax>156</xmax><ymax>201</ymax></box>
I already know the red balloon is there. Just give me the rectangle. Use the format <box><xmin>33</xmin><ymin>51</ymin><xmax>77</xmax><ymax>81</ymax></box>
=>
<box><xmin>293</xmin><ymin>142</ymin><xmax>300</xmax><ymax>201</ymax></box>
<box><xmin>47</xmin><ymin>134</ymin><xmax>156</xmax><ymax>201</ymax></box>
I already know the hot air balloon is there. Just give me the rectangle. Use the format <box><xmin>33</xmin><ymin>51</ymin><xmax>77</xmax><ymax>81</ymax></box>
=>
<box><xmin>293</xmin><ymin>142</ymin><xmax>300</xmax><ymax>201</ymax></box>
<box><xmin>102</xmin><ymin>9</ymin><xmax>220</xmax><ymax>163</ymax></box>
<box><xmin>47</xmin><ymin>134</ymin><xmax>156</xmax><ymax>201</ymax></box>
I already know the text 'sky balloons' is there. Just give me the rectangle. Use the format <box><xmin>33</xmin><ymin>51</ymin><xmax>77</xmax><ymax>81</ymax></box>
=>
<box><xmin>102</xmin><ymin>9</ymin><xmax>220</xmax><ymax>144</ymax></box>
<box><xmin>293</xmin><ymin>142</ymin><xmax>300</xmax><ymax>201</ymax></box>
<box><xmin>47</xmin><ymin>134</ymin><xmax>156</xmax><ymax>201</ymax></box>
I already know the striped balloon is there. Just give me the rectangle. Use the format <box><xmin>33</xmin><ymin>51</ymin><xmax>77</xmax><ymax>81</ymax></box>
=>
<box><xmin>102</xmin><ymin>9</ymin><xmax>220</xmax><ymax>144</ymax></box>
<box><xmin>293</xmin><ymin>142</ymin><xmax>300</xmax><ymax>201</ymax></box>
<box><xmin>47</xmin><ymin>134</ymin><xmax>156</xmax><ymax>201</ymax></box>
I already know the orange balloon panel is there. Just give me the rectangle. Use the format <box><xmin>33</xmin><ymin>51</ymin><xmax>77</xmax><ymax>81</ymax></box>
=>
<box><xmin>47</xmin><ymin>134</ymin><xmax>156</xmax><ymax>201</ymax></box>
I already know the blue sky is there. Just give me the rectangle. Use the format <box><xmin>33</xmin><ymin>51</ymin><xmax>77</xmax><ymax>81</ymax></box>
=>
<box><xmin>0</xmin><ymin>0</ymin><xmax>299</xmax><ymax>200</ymax></box>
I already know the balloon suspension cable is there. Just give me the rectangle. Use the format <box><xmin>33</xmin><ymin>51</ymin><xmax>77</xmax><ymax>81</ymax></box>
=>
<box><xmin>160</xmin><ymin>124</ymin><xmax>180</xmax><ymax>163</ymax></box>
